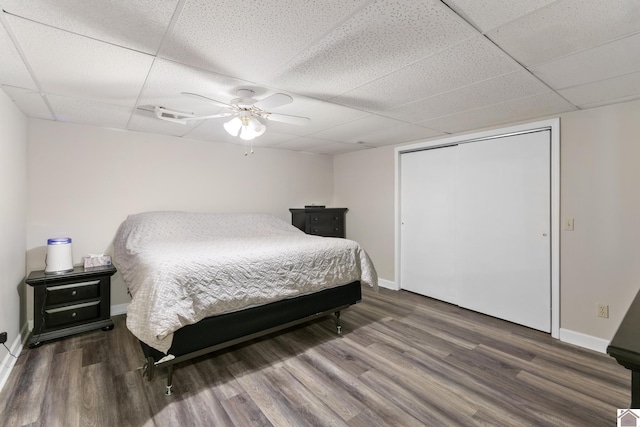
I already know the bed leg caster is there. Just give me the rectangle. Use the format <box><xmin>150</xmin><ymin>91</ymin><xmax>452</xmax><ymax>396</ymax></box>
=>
<box><xmin>334</xmin><ymin>311</ymin><xmax>342</xmax><ymax>335</ymax></box>
<box><xmin>165</xmin><ymin>366</ymin><xmax>174</xmax><ymax>396</ymax></box>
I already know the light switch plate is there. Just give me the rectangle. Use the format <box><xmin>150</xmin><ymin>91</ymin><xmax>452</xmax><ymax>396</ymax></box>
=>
<box><xmin>564</xmin><ymin>217</ymin><xmax>574</xmax><ymax>231</ymax></box>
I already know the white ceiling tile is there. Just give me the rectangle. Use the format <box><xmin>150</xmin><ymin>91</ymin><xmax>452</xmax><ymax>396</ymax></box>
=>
<box><xmin>558</xmin><ymin>71</ymin><xmax>640</xmax><ymax>107</ymax></box>
<box><xmin>268</xmin><ymin>0</ymin><xmax>476</xmax><ymax>99</ymax></box>
<box><xmin>47</xmin><ymin>94</ymin><xmax>132</xmax><ymax>129</ymax></box>
<box><xmin>529</xmin><ymin>33</ymin><xmax>640</xmax><ymax>90</ymax></box>
<box><xmin>7</xmin><ymin>15</ymin><xmax>153</xmax><ymax>107</ymax></box>
<box><xmin>0</xmin><ymin>20</ymin><xmax>37</xmax><ymax>90</ymax></box>
<box><xmin>443</xmin><ymin>0</ymin><xmax>556</xmax><ymax>33</ymax></box>
<box><xmin>386</xmin><ymin>70</ymin><xmax>550</xmax><ymax>122</ymax></box>
<box><xmin>488</xmin><ymin>0</ymin><xmax>640</xmax><ymax>66</ymax></box>
<box><xmin>419</xmin><ymin>92</ymin><xmax>576</xmax><ymax>134</ymax></box>
<box><xmin>271</xmin><ymin>136</ymin><xmax>334</xmax><ymax>152</ymax></box>
<box><xmin>1</xmin><ymin>0</ymin><xmax>179</xmax><ymax>54</ymax></box>
<box><xmin>1</xmin><ymin>86</ymin><xmax>53</xmax><ymax>120</ymax></box>
<box><xmin>310</xmin><ymin>115</ymin><xmax>407</xmax><ymax>143</ymax></box>
<box><xmin>355</xmin><ymin>124</ymin><xmax>445</xmax><ymax>146</ymax></box>
<box><xmin>136</xmin><ymin>59</ymin><xmax>249</xmax><ymax>115</ymax></box>
<box><xmin>160</xmin><ymin>0</ymin><xmax>369</xmax><ymax>82</ymax></box>
<box><xmin>305</xmin><ymin>142</ymin><xmax>368</xmax><ymax>155</ymax></box>
<box><xmin>266</xmin><ymin>101</ymin><xmax>369</xmax><ymax>136</ymax></box>
<box><xmin>333</xmin><ymin>36</ymin><xmax>521</xmax><ymax>111</ymax></box>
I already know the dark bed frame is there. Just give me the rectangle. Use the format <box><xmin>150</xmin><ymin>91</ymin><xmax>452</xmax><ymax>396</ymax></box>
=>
<box><xmin>140</xmin><ymin>281</ymin><xmax>362</xmax><ymax>394</ymax></box>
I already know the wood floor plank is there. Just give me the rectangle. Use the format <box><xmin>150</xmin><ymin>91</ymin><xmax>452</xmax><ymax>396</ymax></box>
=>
<box><xmin>38</xmin><ymin>348</ymin><xmax>83</xmax><ymax>427</ymax></box>
<box><xmin>1</xmin><ymin>286</ymin><xmax>631</xmax><ymax>426</ymax></box>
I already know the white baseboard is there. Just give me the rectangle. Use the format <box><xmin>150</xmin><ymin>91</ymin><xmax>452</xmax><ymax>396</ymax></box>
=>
<box><xmin>110</xmin><ymin>303</ymin><xmax>129</xmax><ymax>316</ymax></box>
<box><xmin>378</xmin><ymin>278</ymin><xmax>399</xmax><ymax>290</ymax></box>
<box><xmin>559</xmin><ymin>328</ymin><xmax>609</xmax><ymax>354</ymax></box>
<box><xmin>0</xmin><ymin>322</ymin><xmax>28</xmax><ymax>393</ymax></box>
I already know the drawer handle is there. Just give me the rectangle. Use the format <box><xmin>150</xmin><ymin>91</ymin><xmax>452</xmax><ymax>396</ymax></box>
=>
<box><xmin>313</xmin><ymin>229</ymin><xmax>319</xmax><ymax>232</ymax></box>
<box><xmin>335</xmin><ymin>228</ymin><xmax>339</xmax><ymax>231</ymax></box>
<box><xmin>313</xmin><ymin>217</ymin><xmax>319</xmax><ymax>221</ymax></box>
<box><xmin>334</xmin><ymin>216</ymin><xmax>339</xmax><ymax>220</ymax></box>
<box><xmin>71</xmin><ymin>312</ymin><xmax>77</xmax><ymax>318</ymax></box>
<box><xmin>71</xmin><ymin>290</ymin><xmax>77</xmax><ymax>296</ymax></box>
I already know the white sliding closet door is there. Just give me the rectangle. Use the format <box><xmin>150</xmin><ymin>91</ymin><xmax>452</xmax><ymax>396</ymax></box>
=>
<box><xmin>455</xmin><ymin>130</ymin><xmax>551</xmax><ymax>332</ymax></box>
<box><xmin>400</xmin><ymin>146</ymin><xmax>457</xmax><ymax>304</ymax></box>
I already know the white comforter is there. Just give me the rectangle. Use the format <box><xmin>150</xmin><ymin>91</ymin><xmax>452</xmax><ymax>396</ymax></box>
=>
<box><xmin>113</xmin><ymin>211</ymin><xmax>378</xmax><ymax>353</ymax></box>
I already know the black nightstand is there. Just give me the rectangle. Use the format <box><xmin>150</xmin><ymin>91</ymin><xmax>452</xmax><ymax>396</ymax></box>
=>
<box><xmin>26</xmin><ymin>265</ymin><xmax>116</xmax><ymax>348</ymax></box>
<box><xmin>290</xmin><ymin>208</ymin><xmax>348</xmax><ymax>238</ymax></box>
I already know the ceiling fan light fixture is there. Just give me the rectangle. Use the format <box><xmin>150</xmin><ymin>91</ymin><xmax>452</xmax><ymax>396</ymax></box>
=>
<box><xmin>223</xmin><ymin>116</ymin><xmax>242</xmax><ymax>136</ymax></box>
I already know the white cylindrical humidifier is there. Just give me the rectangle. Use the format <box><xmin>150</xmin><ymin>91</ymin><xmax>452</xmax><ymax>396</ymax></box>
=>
<box><xmin>45</xmin><ymin>238</ymin><xmax>74</xmax><ymax>274</ymax></box>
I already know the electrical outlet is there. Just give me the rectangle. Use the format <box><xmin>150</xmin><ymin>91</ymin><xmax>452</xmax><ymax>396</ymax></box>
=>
<box><xmin>597</xmin><ymin>304</ymin><xmax>609</xmax><ymax>319</ymax></box>
<box><xmin>0</xmin><ymin>331</ymin><xmax>7</xmax><ymax>344</ymax></box>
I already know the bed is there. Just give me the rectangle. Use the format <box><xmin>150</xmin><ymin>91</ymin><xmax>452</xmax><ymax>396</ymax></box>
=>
<box><xmin>113</xmin><ymin>211</ymin><xmax>378</xmax><ymax>394</ymax></box>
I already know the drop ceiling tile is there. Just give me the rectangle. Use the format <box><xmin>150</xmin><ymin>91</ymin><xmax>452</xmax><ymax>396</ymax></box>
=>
<box><xmin>268</xmin><ymin>0</ymin><xmax>476</xmax><ymax>99</ymax></box>
<box><xmin>558</xmin><ymin>71</ymin><xmax>640</xmax><ymax>108</ymax></box>
<box><xmin>305</xmin><ymin>142</ymin><xmax>368</xmax><ymax>155</ymax></box>
<box><xmin>136</xmin><ymin>59</ymin><xmax>249</xmax><ymax>115</ymax></box>
<box><xmin>47</xmin><ymin>94</ymin><xmax>132</xmax><ymax>129</ymax></box>
<box><xmin>488</xmin><ymin>0</ymin><xmax>640</xmax><ymax>66</ymax></box>
<box><xmin>443</xmin><ymin>0</ymin><xmax>556</xmax><ymax>33</ymax></box>
<box><xmin>160</xmin><ymin>0</ymin><xmax>369</xmax><ymax>82</ymax></box>
<box><xmin>355</xmin><ymin>124</ymin><xmax>444</xmax><ymax>146</ymax></box>
<box><xmin>333</xmin><ymin>36</ymin><xmax>521</xmax><ymax>112</ymax></box>
<box><xmin>310</xmin><ymin>114</ymin><xmax>407</xmax><ymax>143</ymax></box>
<box><xmin>529</xmin><ymin>33</ymin><xmax>640</xmax><ymax>90</ymax></box>
<box><xmin>1</xmin><ymin>0</ymin><xmax>179</xmax><ymax>54</ymax></box>
<box><xmin>7</xmin><ymin>15</ymin><xmax>153</xmax><ymax>107</ymax></box>
<box><xmin>386</xmin><ymin>70</ymin><xmax>550</xmax><ymax>122</ymax></box>
<box><xmin>419</xmin><ymin>92</ymin><xmax>576</xmax><ymax>134</ymax></box>
<box><xmin>0</xmin><ymin>21</ymin><xmax>36</xmax><ymax>90</ymax></box>
<box><xmin>269</xmin><ymin>136</ymin><xmax>327</xmax><ymax>150</ymax></box>
<box><xmin>266</xmin><ymin>101</ymin><xmax>369</xmax><ymax>136</ymax></box>
<box><xmin>1</xmin><ymin>86</ymin><xmax>53</xmax><ymax>119</ymax></box>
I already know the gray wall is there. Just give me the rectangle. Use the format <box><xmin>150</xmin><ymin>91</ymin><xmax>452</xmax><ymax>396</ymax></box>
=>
<box><xmin>334</xmin><ymin>99</ymin><xmax>640</xmax><ymax>344</ymax></box>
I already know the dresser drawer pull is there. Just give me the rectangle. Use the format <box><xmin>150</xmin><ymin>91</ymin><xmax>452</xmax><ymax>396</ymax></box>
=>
<box><xmin>71</xmin><ymin>312</ymin><xmax>77</xmax><ymax>318</ymax></box>
<box><xmin>71</xmin><ymin>290</ymin><xmax>77</xmax><ymax>296</ymax></box>
<box><xmin>49</xmin><ymin>280</ymin><xmax>100</xmax><ymax>290</ymax></box>
<box><xmin>313</xmin><ymin>217</ymin><xmax>319</xmax><ymax>221</ymax></box>
<box><xmin>45</xmin><ymin>300</ymin><xmax>100</xmax><ymax>314</ymax></box>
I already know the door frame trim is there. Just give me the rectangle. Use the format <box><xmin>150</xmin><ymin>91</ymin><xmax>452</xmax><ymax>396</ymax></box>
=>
<box><xmin>394</xmin><ymin>118</ymin><xmax>560</xmax><ymax>338</ymax></box>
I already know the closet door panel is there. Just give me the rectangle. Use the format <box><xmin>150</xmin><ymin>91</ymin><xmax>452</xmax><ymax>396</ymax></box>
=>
<box><xmin>400</xmin><ymin>146</ymin><xmax>457</xmax><ymax>304</ymax></box>
<box><xmin>455</xmin><ymin>131</ymin><xmax>551</xmax><ymax>332</ymax></box>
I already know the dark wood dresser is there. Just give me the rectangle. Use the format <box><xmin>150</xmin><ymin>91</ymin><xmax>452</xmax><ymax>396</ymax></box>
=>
<box><xmin>26</xmin><ymin>265</ymin><xmax>116</xmax><ymax>348</ymax></box>
<box><xmin>290</xmin><ymin>207</ymin><xmax>348</xmax><ymax>238</ymax></box>
<box><xmin>607</xmin><ymin>288</ymin><xmax>640</xmax><ymax>408</ymax></box>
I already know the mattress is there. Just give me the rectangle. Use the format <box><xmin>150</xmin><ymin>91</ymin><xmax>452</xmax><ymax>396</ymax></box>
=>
<box><xmin>113</xmin><ymin>211</ymin><xmax>378</xmax><ymax>353</ymax></box>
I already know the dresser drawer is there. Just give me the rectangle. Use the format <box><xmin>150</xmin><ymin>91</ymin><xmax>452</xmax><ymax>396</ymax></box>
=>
<box><xmin>45</xmin><ymin>301</ymin><xmax>101</xmax><ymax>329</ymax></box>
<box><xmin>308</xmin><ymin>225</ymin><xmax>344</xmax><ymax>237</ymax></box>
<box><xmin>47</xmin><ymin>280</ymin><xmax>101</xmax><ymax>305</ymax></box>
<box><xmin>307</xmin><ymin>212</ymin><xmax>343</xmax><ymax>226</ymax></box>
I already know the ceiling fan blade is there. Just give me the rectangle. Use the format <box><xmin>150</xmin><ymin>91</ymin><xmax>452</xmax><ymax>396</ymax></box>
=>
<box><xmin>254</xmin><ymin>93</ymin><xmax>293</xmax><ymax>110</ymax></box>
<box><xmin>264</xmin><ymin>112</ymin><xmax>310</xmax><ymax>126</ymax></box>
<box><xmin>181</xmin><ymin>92</ymin><xmax>232</xmax><ymax>109</ymax></box>
<box><xmin>184</xmin><ymin>112</ymin><xmax>233</xmax><ymax>121</ymax></box>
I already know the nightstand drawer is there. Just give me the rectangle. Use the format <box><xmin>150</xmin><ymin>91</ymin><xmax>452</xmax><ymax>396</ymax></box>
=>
<box><xmin>45</xmin><ymin>301</ymin><xmax>101</xmax><ymax>328</ymax></box>
<box><xmin>308</xmin><ymin>225</ymin><xmax>344</xmax><ymax>237</ymax></box>
<box><xmin>307</xmin><ymin>212</ymin><xmax>343</xmax><ymax>226</ymax></box>
<box><xmin>47</xmin><ymin>280</ymin><xmax>100</xmax><ymax>305</ymax></box>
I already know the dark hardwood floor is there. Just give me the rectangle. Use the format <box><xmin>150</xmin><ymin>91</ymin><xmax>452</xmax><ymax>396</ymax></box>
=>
<box><xmin>0</xmin><ymin>286</ymin><xmax>630</xmax><ymax>426</ymax></box>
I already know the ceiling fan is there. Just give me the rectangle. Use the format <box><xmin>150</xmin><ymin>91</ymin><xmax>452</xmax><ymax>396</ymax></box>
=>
<box><xmin>150</xmin><ymin>89</ymin><xmax>310</xmax><ymax>141</ymax></box>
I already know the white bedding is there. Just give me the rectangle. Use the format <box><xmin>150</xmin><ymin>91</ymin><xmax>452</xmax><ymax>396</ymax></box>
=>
<box><xmin>113</xmin><ymin>211</ymin><xmax>378</xmax><ymax>353</ymax></box>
